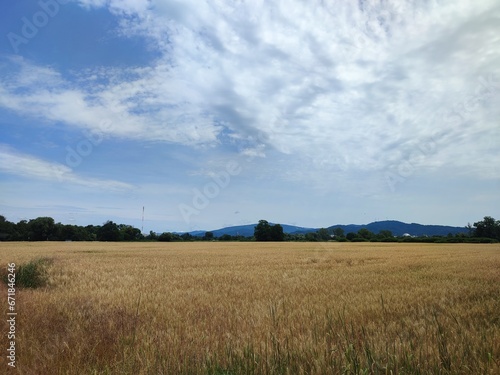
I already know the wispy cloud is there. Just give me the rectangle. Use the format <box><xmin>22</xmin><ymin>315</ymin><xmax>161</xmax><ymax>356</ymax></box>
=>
<box><xmin>0</xmin><ymin>145</ymin><xmax>133</xmax><ymax>191</ymax></box>
<box><xmin>0</xmin><ymin>57</ymin><xmax>221</xmax><ymax>146</ymax></box>
<box><xmin>2</xmin><ymin>2</ymin><xmax>499</xmax><ymax>180</ymax></box>
<box><xmin>70</xmin><ymin>0</ymin><xmax>500</xmax><ymax>180</ymax></box>
<box><xmin>0</xmin><ymin>0</ymin><xmax>499</xmax><ymax>229</ymax></box>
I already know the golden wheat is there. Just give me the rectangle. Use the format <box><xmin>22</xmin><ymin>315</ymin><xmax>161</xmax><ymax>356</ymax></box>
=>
<box><xmin>0</xmin><ymin>242</ymin><xmax>499</xmax><ymax>374</ymax></box>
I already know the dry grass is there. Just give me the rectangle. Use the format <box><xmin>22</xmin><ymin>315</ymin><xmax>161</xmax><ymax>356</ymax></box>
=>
<box><xmin>0</xmin><ymin>242</ymin><xmax>499</xmax><ymax>374</ymax></box>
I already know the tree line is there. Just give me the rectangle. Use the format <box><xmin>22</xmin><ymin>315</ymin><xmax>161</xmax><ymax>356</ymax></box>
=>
<box><xmin>0</xmin><ymin>216</ymin><xmax>142</xmax><ymax>242</ymax></box>
<box><xmin>0</xmin><ymin>215</ymin><xmax>498</xmax><ymax>243</ymax></box>
<box><xmin>280</xmin><ymin>216</ymin><xmax>499</xmax><ymax>243</ymax></box>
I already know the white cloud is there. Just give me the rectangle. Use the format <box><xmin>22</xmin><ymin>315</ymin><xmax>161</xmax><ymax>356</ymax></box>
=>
<box><xmin>1</xmin><ymin>0</ymin><xmax>499</xmax><ymax>196</ymax></box>
<box><xmin>0</xmin><ymin>145</ymin><xmax>133</xmax><ymax>191</ymax></box>
<box><xmin>106</xmin><ymin>0</ymin><xmax>500</xmax><ymax>177</ymax></box>
<box><xmin>0</xmin><ymin>58</ymin><xmax>222</xmax><ymax>146</ymax></box>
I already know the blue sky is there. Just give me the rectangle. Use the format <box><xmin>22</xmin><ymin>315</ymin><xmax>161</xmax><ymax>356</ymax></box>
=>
<box><xmin>0</xmin><ymin>0</ymin><xmax>499</xmax><ymax>233</ymax></box>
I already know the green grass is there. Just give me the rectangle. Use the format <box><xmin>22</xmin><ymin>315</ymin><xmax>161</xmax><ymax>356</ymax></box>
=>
<box><xmin>3</xmin><ymin>257</ymin><xmax>53</xmax><ymax>288</ymax></box>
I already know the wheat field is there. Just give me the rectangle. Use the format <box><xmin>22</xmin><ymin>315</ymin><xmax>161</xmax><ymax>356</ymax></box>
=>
<box><xmin>0</xmin><ymin>241</ymin><xmax>499</xmax><ymax>374</ymax></box>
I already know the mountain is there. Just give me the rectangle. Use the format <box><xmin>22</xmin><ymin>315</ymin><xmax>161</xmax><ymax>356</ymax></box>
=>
<box><xmin>187</xmin><ymin>220</ymin><xmax>468</xmax><ymax>237</ymax></box>
<box><xmin>189</xmin><ymin>223</ymin><xmax>316</xmax><ymax>237</ymax></box>
<box><xmin>327</xmin><ymin>220</ymin><xmax>468</xmax><ymax>237</ymax></box>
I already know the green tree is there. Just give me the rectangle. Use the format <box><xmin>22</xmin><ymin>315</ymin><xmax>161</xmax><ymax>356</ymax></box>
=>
<box><xmin>358</xmin><ymin>228</ymin><xmax>374</xmax><ymax>240</ymax></box>
<box><xmin>305</xmin><ymin>232</ymin><xmax>319</xmax><ymax>241</ymax></box>
<box><xmin>254</xmin><ymin>220</ymin><xmax>272</xmax><ymax>241</ymax></box>
<box><xmin>59</xmin><ymin>224</ymin><xmax>86</xmax><ymax>241</ymax></box>
<box><xmin>97</xmin><ymin>221</ymin><xmax>121</xmax><ymax>241</ymax></box>
<box><xmin>28</xmin><ymin>217</ymin><xmax>56</xmax><ymax>241</ymax></box>
<box><xmin>332</xmin><ymin>227</ymin><xmax>345</xmax><ymax>239</ymax></box>
<box><xmin>254</xmin><ymin>220</ymin><xmax>284</xmax><ymax>241</ymax></box>
<box><xmin>0</xmin><ymin>215</ymin><xmax>14</xmax><ymax>241</ymax></box>
<box><xmin>203</xmin><ymin>231</ymin><xmax>214</xmax><ymax>241</ymax></box>
<box><xmin>158</xmin><ymin>232</ymin><xmax>173</xmax><ymax>242</ymax></box>
<box><xmin>219</xmin><ymin>234</ymin><xmax>233</xmax><ymax>241</ymax></box>
<box><xmin>84</xmin><ymin>225</ymin><xmax>99</xmax><ymax>241</ymax></box>
<box><xmin>317</xmin><ymin>228</ymin><xmax>331</xmax><ymax>241</ymax></box>
<box><xmin>346</xmin><ymin>232</ymin><xmax>358</xmax><ymax>241</ymax></box>
<box><xmin>270</xmin><ymin>224</ymin><xmax>285</xmax><ymax>241</ymax></box>
<box><xmin>119</xmin><ymin>225</ymin><xmax>142</xmax><ymax>241</ymax></box>
<box><xmin>473</xmin><ymin>216</ymin><xmax>500</xmax><ymax>240</ymax></box>
<box><xmin>377</xmin><ymin>230</ymin><xmax>393</xmax><ymax>239</ymax></box>
<box><xmin>147</xmin><ymin>231</ymin><xmax>158</xmax><ymax>240</ymax></box>
<box><xmin>12</xmin><ymin>220</ymin><xmax>29</xmax><ymax>241</ymax></box>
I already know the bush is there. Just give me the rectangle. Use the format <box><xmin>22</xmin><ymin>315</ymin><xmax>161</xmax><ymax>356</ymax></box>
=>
<box><xmin>381</xmin><ymin>237</ymin><xmax>397</xmax><ymax>242</ymax></box>
<box><xmin>158</xmin><ymin>232</ymin><xmax>173</xmax><ymax>242</ymax></box>
<box><xmin>478</xmin><ymin>238</ymin><xmax>499</xmax><ymax>243</ymax></box>
<box><xmin>3</xmin><ymin>258</ymin><xmax>53</xmax><ymax>289</ymax></box>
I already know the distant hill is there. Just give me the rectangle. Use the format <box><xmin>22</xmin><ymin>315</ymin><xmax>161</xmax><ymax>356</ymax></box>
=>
<box><xmin>188</xmin><ymin>223</ymin><xmax>316</xmax><ymax>237</ymax></box>
<box><xmin>327</xmin><ymin>220</ymin><xmax>468</xmax><ymax>237</ymax></box>
<box><xmin>187</xmin><ymin>220</ymin><xmax>468</xmax><ymax>237</ymax></box>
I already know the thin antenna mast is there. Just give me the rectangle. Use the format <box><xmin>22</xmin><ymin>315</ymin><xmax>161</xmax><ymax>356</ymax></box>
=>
<box><xmin>141</xmin><ymin>206</ymin><xmax>144</xmax><ymax>234</ymax></box>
